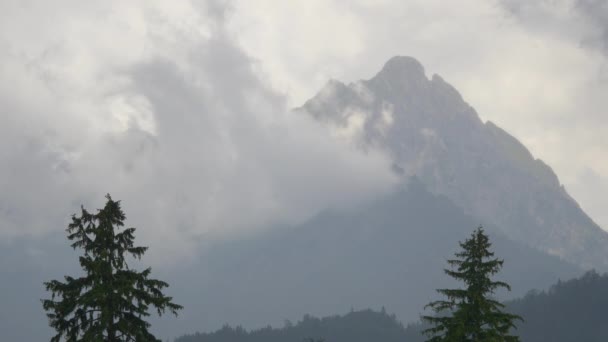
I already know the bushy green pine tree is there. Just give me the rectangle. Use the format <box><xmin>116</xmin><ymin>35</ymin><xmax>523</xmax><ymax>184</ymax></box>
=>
<box><xmin>42</xmin><ymin>195</ymin><xmax>182</xmax><ymax>341</ymax></box>
<box><xmin>422</xmin><ymin>227</ymin><xmax>522</xmax><ymax>341</ymax></box>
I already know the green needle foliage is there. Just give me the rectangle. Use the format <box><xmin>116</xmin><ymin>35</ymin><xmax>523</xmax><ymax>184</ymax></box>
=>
<box><xmin>42</xmin><ymin>194</ymin><xmax>182</xmax><ymax>341</ymax></box>
<box><xmin>422</xmin><ymin>227</ymin><xmax>522</xmax><ymax>342</ymax></box>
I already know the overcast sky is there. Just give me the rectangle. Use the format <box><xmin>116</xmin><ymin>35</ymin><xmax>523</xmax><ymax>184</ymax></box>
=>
<box><xmin>1</xmin><ymin>0</ymin><xmax>607</xmax><ymax>263</ymax></box>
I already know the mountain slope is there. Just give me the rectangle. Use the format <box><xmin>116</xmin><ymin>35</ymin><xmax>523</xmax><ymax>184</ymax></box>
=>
<box><xmin>163</xmin><ymin>181</ymin><xmax>579</xmax><ymax>337</ymax></box>
<box><xmin>299</xmin><ymin>56</ymin><xmax>608</xmax><ymax>270</ymax></box>
<box><xmin>508</xmin><ymin>270</ymin><xmax>608</xmax><ymax>341</ymax></box>
<box><xmin>176</xmin><ymin>271</ymin><xmax>608</xmax><ymax>342</ymax></box>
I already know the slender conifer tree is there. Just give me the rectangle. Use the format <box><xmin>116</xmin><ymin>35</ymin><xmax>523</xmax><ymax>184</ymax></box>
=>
<box><xmin>42</xmin><ymin>195</ymin><xmax>182</xmax><ymax>342</ymax></box>
<box><xmin>423</xmin><ymin>227</ymin><xmax>522</xmax><ymax>341</ymax></box>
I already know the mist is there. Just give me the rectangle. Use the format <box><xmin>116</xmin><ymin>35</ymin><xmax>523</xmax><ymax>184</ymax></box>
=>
<box><xmin>1</xmin><ymin>1</ymin><xmax>608</xmax><ymax>342</ymax></box>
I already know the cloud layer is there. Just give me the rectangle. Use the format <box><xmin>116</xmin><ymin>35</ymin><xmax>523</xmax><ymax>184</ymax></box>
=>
<box><xmin>0</xmin><ymin>1</ymin><xmax>396</xmax><ymax>263</ymax></box>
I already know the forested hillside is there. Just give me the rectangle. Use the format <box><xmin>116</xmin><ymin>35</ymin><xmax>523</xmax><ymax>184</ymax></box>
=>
<box><xmin>177</xmin><ymin>271</ymin><xmax>608</xmax><ymax>342</ymax></box>
<box><xmin>508</xmin><ymin>270</ymin><xmax>608</xmax><ymax>341</ymax></box>
<box><xmin>176</xmin><ymin>309</ymin><xmax>420</xmax><ymax>342</ymax></box>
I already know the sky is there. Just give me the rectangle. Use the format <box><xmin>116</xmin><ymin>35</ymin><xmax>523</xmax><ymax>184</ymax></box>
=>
<box><xmin>1</xmin><ymin>0</ymin><xmax>607</xmax><ymax>264</ymax></box>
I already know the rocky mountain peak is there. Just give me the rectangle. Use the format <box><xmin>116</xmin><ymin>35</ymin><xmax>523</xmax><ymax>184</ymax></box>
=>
<box><xmin>376</xmin><ymin>56</ymin><xmax>426</xmax><ymax>80</ymax></box>
<box><xmin>367</xmin><ymin>56</ymin><xmax>429</xmax><ymax>98</ymax></box>
<box><xmin>300</xmin><ymin>55</ymin><xmax>608</xmax><ymax>270</ymax></box>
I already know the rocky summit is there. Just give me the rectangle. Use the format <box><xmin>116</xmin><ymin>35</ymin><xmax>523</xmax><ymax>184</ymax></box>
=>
<box><xmin>299</xmin><ymin>56</ymin><xmax>608</xmax><ymax>270</ymax></box>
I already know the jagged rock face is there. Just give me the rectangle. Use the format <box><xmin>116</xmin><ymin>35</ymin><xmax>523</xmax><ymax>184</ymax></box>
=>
<box><xmin>299</xmin><ymin>56</ymin><xmax>608</xmax><ymax>270</ymax></box>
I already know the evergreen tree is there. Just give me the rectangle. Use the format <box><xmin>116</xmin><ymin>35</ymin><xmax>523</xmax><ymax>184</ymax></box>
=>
<box><xmin>422</xmin><ymin>227</ymin><xmax>522</xmax><ymax>341</ymax></box>
<box><xmin>42</xmin><ymin>195</ymin><xmax>182</xmax><ymax>341</ymax></box>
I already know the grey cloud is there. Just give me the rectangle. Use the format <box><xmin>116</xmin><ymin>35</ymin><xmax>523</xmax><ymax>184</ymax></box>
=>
<box><xmin>0</xmin><ymin>1</ymin><xmax>396</xmax><ymax>263</ymax></box>
<box><xmin>576</xmin><ymin>0</ymin><xmax>608</xmax><ymax>55</ymax></box>
<box><xmin>498</xmin><ymin>0</ymin><xmax>608</xmax><ymax>57</ymax></box>
<box><xmin>498</xmin><ymin>0</ymin><xmax>537</xmax><ymax>16</ymax></box>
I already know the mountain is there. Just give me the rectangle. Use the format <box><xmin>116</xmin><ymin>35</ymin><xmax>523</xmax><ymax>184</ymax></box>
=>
<box><xmin>298</xmin><ymin>56</ymin><xmax>608</xmax><ymax>270</ymax></box>
<box><xmin>176</xmin><ymin>271</ymin><xmax>608</xmax><ymax>342</ymax></box>
<box><xmin>161</xmin><ymin>181</ymin><xmax>579</xmax><ymax>338</ymax></box>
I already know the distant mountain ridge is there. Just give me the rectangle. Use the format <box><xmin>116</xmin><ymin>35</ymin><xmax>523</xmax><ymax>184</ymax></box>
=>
<box><xmin>299</xmin><ymin>56</ymin><xmax>608</xmax><ymax>270</ymax></box>
<box><xmin>156</xmin><ymin>181</ymin><xmax>579</xmax><ymax>337</ymax></box>
<box><xmin>176</xmin><ymin>309</ymin><xmax>413</xmax><ymax>342</ymax></box>
<box><xmin>176</xmin><ymin>271</ymin><xmax>608</xmax><ymax>342</ymax></box>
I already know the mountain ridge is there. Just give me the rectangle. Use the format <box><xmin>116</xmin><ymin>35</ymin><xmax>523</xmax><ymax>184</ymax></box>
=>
<box><xmin>176</xmin><ymin>270</ymin><xmax>608</xmax><ymax>342</ymax></box>
<box><xmin>149</xmin><ymin>180</ymin><xmax>580</xmax><ymax>338</ymax></box>
<box><xmin>299</xmin><ymin>55</ymin><xmax>608</xmax><ymax>270</ymax></box>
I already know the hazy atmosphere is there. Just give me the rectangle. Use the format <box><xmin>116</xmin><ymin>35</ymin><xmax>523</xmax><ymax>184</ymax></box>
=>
<box><xmin>1</xmin><ymin>1</ymin><xmax>608</xmax><ymax>341</ymax></box>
